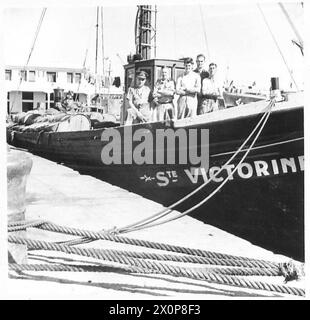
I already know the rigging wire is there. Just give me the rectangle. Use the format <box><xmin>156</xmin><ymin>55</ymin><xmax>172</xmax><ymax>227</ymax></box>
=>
<box><xmin>257</xmin><ymin>4</ymin><xmax>299</xmax><ymax>91</ymax></box>
<box><xmin>199</xmin><ymin>4</ymin><xmax>211</xmax><ymax>61</ymax></box>
<box><xmin>10</xmin><ymin>7</ymin><xmax>47</xmax><ymax>113</ymax></box>
<box><xmin>117</xmin><ymin>100</ymin><xmax>274</xmax><ymax>234</ymax></box>
<box><xmin>120</xmin><ymin>100</ymin><xmax>275</xmax><ymax>234</ymax></box>
<box><xmin>101</xmin><ymin>7</ymin><xmax>105</xmax><ymax>79</ymax></box>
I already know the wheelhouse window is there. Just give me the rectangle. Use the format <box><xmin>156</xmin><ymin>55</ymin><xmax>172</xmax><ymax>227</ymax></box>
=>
<box><xmin>5</xmin><ymin>70</ymin><xmax>12</xmax><ymax>81</ymax></box>
<box><xmin>47</xmin><ymin>72</ymin><xmax>57</xmax><ymax>82</ymax></box>
<box><xmin>74</xmin><ymin>73</ymin><xmax>81</xmax><ymax>83</ymax></box>
<box><xmin>22</xmin><ymin>92</ymin><xmax>34</xmax><ymax>100</ymax></box>
<box><xmin>28</xmin><ymin>70</ymin><xmax>36</xmax><ymax>82</ymax></box>
<box><xmin>67</xmin><ymin>72</ymin><xmax>73</xmax><ymax>83</ymax></box>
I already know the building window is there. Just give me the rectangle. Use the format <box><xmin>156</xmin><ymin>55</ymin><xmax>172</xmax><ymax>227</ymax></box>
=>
<box><xmin>47</xmin><ymin>72</ymin><xmax>56</xmax><ymax>82</ymax></box>
<box><xmin>74</xmin><ymin>73</ymin><xmax>81</xmax><ymax>83</ymax></box>
<box><xmin>20</xmin><ymin>70</ymin><xmax>27</xmax><ymax>81</ymax></box>
<box><xmin>22</xmin><ymin>92</ymin><xmax>34</xmax><ymax>100</ymax></box>
<box><xmin>67</xmin><ymin>73</ymin><xmax>73</xmax><ymax>83</ymax></box>
<box><xmin>22</xmin><ymin>102</ymin><xmax>33</xmax><ymax>112</ymax></box>
<box><xmin>49</xmin><ymin>93</ymin><xmax>54</xmax><ymax>101</ymax></box>
<box><xmin>7</xmin><ymin>92</ymin><xmax>10</xmax><ymax>99</ymax></box>
<box><xmin>5</xmin><ymin>70</ymin><xmax>12</xmax><ymax>81</ymax></box>
<box><xmin>28</xmin><ymin>71</ymin><xmax>36</xmax><ymax>82</ymax></box>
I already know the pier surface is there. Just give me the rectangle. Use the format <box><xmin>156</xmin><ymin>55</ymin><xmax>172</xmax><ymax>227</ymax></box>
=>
<box><xmin>5</xmin><ymin>151</ymin><xmax>304</xmax><ymax>299</ymax></box>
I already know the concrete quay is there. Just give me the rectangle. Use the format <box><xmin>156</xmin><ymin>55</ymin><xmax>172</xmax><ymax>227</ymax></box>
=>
<box><xmin>4</xmin><ymin>150</ymin><xmax>305</xmax><ymax>299</ymax></box>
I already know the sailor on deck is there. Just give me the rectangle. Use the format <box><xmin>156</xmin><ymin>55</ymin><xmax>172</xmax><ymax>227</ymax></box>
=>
<box><xmin>194</xmin><ymin>54</ymin><xmax>210</xmax><ymax>114</ymax></box>
<box><xmin>200</xmin><ymin>63</ymin><xmax>223</xmax><ymax>114</ymax></box>
<box><xmin>152</xmin><ymin>67</ymin><xmax>176</xmax><ymax>121</ymax></box>
<box><xmin>125</xmin><ymin>71</ymin><xmax>152</xmax><ymax>125</ymax></box>
<box><xmin>176</xmin><ymin>58</ymin><xmax>201</xmax><ymax>119</ymax></box>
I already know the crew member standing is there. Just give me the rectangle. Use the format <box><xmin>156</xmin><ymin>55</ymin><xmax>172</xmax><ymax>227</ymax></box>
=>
<box><xmin>176</xmin><ymin>58</ymin><xmax>201</xmax><ymax>119</ymax></box>
<box><xmin>152</xmin><ymin>67</ymin><xmax>175</xmax><ymax>121</ymax></box>
<box><xmin>194</xmin><ymin>54</ymin><xmax>209</xmax><ymax>114</ymax></box>
<box><xmin>200</xmin><ymin>63</ymin><xmax>223</xmax><ymax>114</ymax></box>
<box><xmin>125</xmin><ymin>71</ymin><xmax>152</xmax><ymax>125</ymax></box>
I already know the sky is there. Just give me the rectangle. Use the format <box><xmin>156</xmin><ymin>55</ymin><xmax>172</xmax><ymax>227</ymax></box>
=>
<box><xmin>1</xmin><ymin>1</ymin><xmax>305</xmax><ymax>91</ymax></box>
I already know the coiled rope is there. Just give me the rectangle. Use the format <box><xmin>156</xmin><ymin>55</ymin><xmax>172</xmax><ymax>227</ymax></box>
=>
<box><xmin>8</xmin><ymin>236</ymin><xmax>304</xmax><ymax>297</ymax></box>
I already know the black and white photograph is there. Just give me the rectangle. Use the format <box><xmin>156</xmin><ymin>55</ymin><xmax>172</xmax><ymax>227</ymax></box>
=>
<box><xmin>1</xmin><ymin>0</ymin><xmax>308</xmax><ymax>301</ymax></box>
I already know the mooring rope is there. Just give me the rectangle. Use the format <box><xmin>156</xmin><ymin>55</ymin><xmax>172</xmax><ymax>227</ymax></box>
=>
<box><xmin>9</xmin><ymin>263</ymin><xmax>149</xmax><ymax>274</ymax></box>
<box><xmin>8</xmin><ymin>236</ymin><xmax>304</xmax><ymax>296</ymax></box>
<box><xmin>9</xmin><ymin>263</ymin><xmax>278</xmax><ymax>277</ymax></box>
<box><xmin>8</xmin><ymin>219</ymin><xmax>279</xmax><ymax>267</ymax></box>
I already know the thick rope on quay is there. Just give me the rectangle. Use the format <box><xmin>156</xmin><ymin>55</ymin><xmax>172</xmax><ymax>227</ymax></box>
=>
<box><xmin>9</xmin><ymin>263</ymin><xmax>150</xmax><ymax>274</ymax></box>
<box><xmin>9</xmin><ymin>263</ymin><xmax>278</xmax><ymax>278</ymax></box>
<box><xmin>8</xmin><ymin>220</ymin><xmax>46</xmax><ymax>232</ymax></box>
<box><xmin>8</xmin><ymin>235</ymin><xmax>305</xmax><ymax>296</ymax></box>
<box><xmin>9</xmin><ymin>234</ymin><xmax>276</xmax><ymax>269</ymax></box>
<box><xmin>8</xmin><ymin>220</ymin><xmax>279</xmax><ymax>267</ymax></box>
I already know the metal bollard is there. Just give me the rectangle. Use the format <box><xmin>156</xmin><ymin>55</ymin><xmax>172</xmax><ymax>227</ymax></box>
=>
<box><xmin>7</xmin><ymin>146</ymin><xmax>33</xmax><ymax>264</ymax></box>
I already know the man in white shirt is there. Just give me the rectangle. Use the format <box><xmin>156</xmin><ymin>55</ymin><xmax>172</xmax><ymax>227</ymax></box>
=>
<box><xmin>200</xmin><ymin>63</ymin><xmax>223</xmax><ymax>114</ymax></box>
<box><xmin>176</xmin><ymin>58</ymin><xmax>201</xmax><ymax>119</ymax></box>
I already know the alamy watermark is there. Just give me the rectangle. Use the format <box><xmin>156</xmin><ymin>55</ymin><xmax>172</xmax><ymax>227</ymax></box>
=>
<box><xmin>101</xmin><ymin>127</ymin><xmax>209</xmax><ymax>169</ymax></box>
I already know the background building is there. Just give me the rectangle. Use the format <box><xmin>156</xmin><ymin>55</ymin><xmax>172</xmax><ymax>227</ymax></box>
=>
<box><xmin>5</xmin><ymin>65</ymin><xmax>123</xmax><ymax>117</ymax></box>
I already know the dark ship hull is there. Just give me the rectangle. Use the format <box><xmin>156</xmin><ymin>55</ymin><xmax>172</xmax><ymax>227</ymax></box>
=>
<box><xmin>7</xmin><ymin>97</ymin><xmax>304</xmax><ymax>260</ymax></box>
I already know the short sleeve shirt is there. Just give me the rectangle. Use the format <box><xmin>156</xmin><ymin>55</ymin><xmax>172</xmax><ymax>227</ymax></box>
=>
<box><xmin>153</xmin><ymin>78</ymin><xmax>175</xmax><ymax>104</ymax></box>
<box><xmin>126</xmin><ymin>85</ymin><xmax>151</xmax><ymax>108</ymax></box>
<box><xmin>176</xmin><ymin>71</ymin><xmax>201</xmax><ymax>95</ymax></box>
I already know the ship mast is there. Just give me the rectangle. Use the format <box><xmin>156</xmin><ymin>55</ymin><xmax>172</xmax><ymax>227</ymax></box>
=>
<box><xmin>135</xmin><ymin>5</ymin><xmax>157</xmax><ymax>60</ymax></box>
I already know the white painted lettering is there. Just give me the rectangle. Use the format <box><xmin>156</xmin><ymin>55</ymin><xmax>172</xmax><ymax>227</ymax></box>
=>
<box><xmin>156</xmin><ymin>172</ymin><xmax>169</xmax><ymax>187</ymax></box>
<box><xmin>298</xmin><ymin>155</ymin><xmax>304</xmax><ymax>171</ymax></box>
<box><xmin>254</xmin><ymin>160</ymin><xmax>270</xmax><ymax>176</ymax></box>
<box><xmin>184</xmin><ymin>168</ymin><xmax>200</xmax><ymax>184</ymax></box>
<box><xmin>237</xmin><ymin>163</ymin><xmax>253</xmax><ymax>179</ymax></box>
<box><xmin>280</xmin><ymin>157</ymin><xmax>297</xmax><ymax>173</ymax></box>
<box><xmin>224</xmin><ymin>164</ymin><xmax>235</xmax><ymax>180</ymax></box>
<box><xmin>200</xmin><ymin>167</ymin><xmax>209</xmax><ymax>183</ymax></box>
<box><xmin>271</xmin><ymin>159</ymin><xmax>279</xmax><ymax>175</ymax></box>
<box><xmin>209</xmin><ymin>166</ymin><xmax>224</xmax><ymax>182</ymax></box>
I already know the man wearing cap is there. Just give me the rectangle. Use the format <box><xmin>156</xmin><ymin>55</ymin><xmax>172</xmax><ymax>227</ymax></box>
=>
<box><xmin>125</xmin><ymin>71</ymin><xmax>152</xmax><ymax>125</ymax></box>
<box><xmin>152</xmin><ymin>67</ymin><xmax>175</xmax><ymax>121</ymax></box>
<box><xmin>176</xmin><ymin>57</ymin><xmax>201</xmax><ymax>119</ymax></box>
